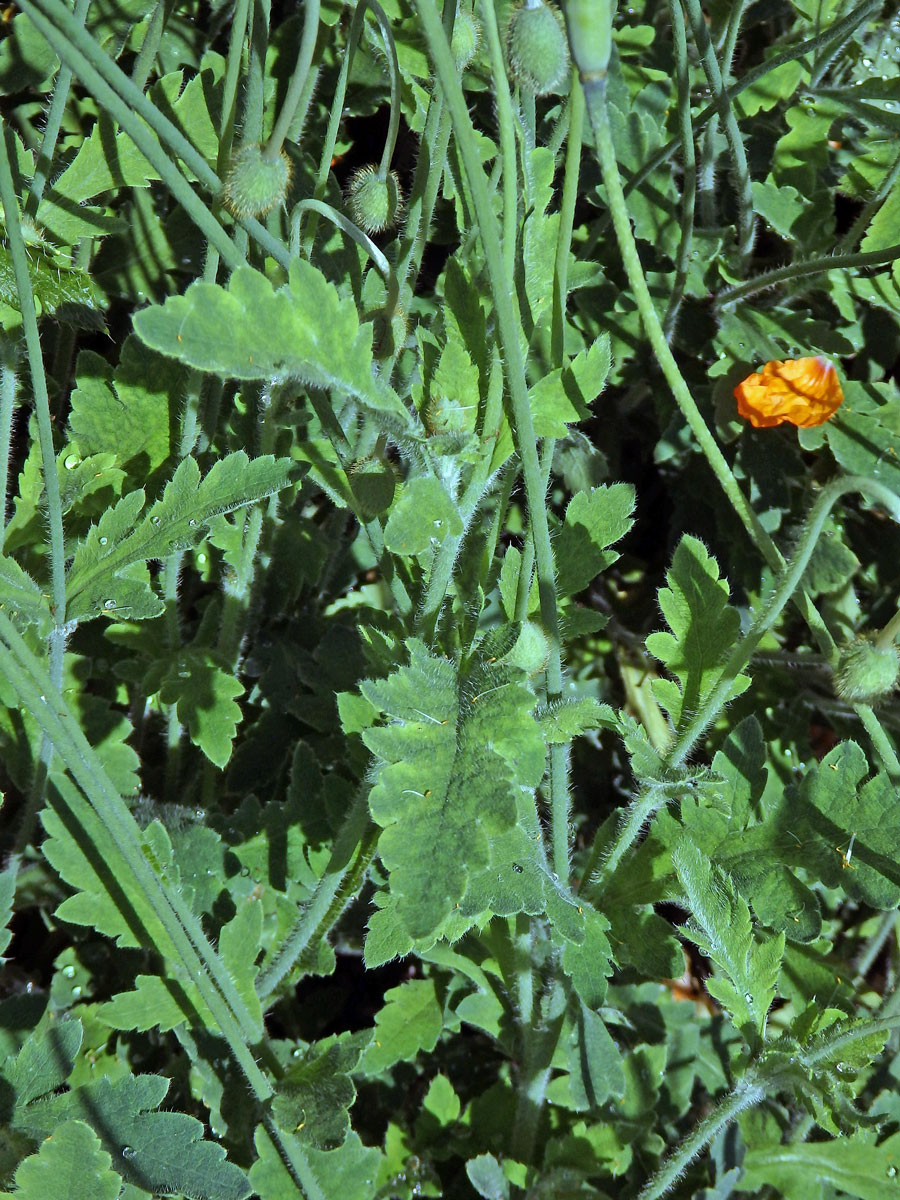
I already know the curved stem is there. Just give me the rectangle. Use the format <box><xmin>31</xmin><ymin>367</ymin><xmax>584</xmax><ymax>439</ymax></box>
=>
<box><xmin>290</xmin><ymin>198</ymin><xmax>394</xmax><ymax>288</ymax></box>
<box><xmin>667</xmin><ymin>476</ymin><xmax>900</xmax><ymax>769</ymax></box>
<box><xmin>580</xmin><ymin>70</ymin><xmax>835</xmax><ymax>661</ymax></box>
<box><xmin>371</xmin><ymin>1</ymin><xmax>402</xmax><ymax>181</ymax></box>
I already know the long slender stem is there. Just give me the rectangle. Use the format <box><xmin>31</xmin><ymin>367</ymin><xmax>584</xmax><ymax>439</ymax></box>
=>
<box><xmin>637</xmin><ymin>1074</ymin><xmax>765</xmax><ymax>1200</ymax></box>
<box><xmin>418</xmin><ymin>1</ymin><xmax>570</xmax><ymax>880</ymax></box>
<box><xmin>683</xmin><ymin>0</ymin><xmax>754</xmax><ymax>259</ymax></box>
<box><xmin>0</xmin><ymin>343</ymin><xmax>18</xmax><ymax>543</ymax></box>
<box><xmin>0</xmin><ymin>123</ymin><xmax>69</xmax><ymax>854</ymax></box>
<box><xmin>588</xmin><ymin>0</ymin><xmax>880</xmax><ymax>239</ymax></box>
<box><xmin>714</xmin><ymin>241</ymin><xmax>900</xmax><ymax>307</ymax></box>
<box><xmin>129</xmin><ymin>0</ymin><xmax>168</xmax><ymax>91</ymax></box>
<box><xmin>25</xmin><ymin>0</ymin><xmax>91</xmax><ymax>218</ymax></box>
<box><xmin>479</xmin><ymin>0</ymin><xmax>519</xmax><ymax>285</ymax></box>
<box><xmin>551</xmin><ymin>71</ymin><xmax>584</xmax><ymax>366</ymax></box>
<box><xmin>21</xmin><ymin>0</ymin><xmax>245</xmax><ymax>270</ymax></box>
<box><xmin>663</xmin><ymin>0</ymin><xmax>695</xmax><ymax>340</ymax></box>
<box><xmin>256</xmin><ymin>789</ymin><xmax>374</xmax><ymax>1000</ymax></box>
<box><xmin>266</xmin><ymin>0</ymin><xmax>320</xmax><ymax>157</ymax></box>
<box><xmin>580</xmin><ymin>71</ymin><xmax>836</xmax><ymax>661</ymax></box>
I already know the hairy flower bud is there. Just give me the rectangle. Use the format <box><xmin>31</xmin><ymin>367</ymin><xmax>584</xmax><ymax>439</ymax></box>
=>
<box><xmin>451</xmin><ymin>6</ymin><xmax>481</xmax><ymax>70</ymax></box>
<box><xmin>223</xmin><ymin>144</ymin><xmax>292</xmax><ymax>219</ymax></box>
<box><xmin>346</xmin><ymin>166</ymin><xmax>404</xmax><ymax>235</ymax></box>
<box><xmin>834</xmin><ymin>636</ymin><xmax>900</xmax><ymax>705</ymax></box>
<box><xmin>507</xmin><ymin>1</ymin><xmax>570</xmax><ymax>95</ymax></box>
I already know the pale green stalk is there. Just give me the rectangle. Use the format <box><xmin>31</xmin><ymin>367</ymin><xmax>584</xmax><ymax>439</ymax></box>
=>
<box><xmin>266</xmin><ymin>0</ymin><xmax>320</xmax><ymax>158</ymax></box>
<box><xmin>25</xmin><ymin>0</ymin><xmax>92</xmax><ymax>218</ymax></box>
<box><xmin>551</xmin><ymin>70</ymin><xmax>584</xmax><ymax>365</ymax></box>
<box><xmin>662</xmin><ymin>0</ymin><xmax>695</xmax><ymax>340</ymax></box>
<box><xmin>129</xmin><ymin>0</ymin><xmax>168</xmax><ymax>91</ymax></box>
<box><xmin>478</xmin><ymin>0</ymin><xmax>519</xmax><ymax>284</ymax></box>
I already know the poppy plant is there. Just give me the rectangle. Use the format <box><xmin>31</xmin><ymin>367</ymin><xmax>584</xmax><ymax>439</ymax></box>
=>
<box><xmin>733</xmin><ymin>356</ymin><xmax>844</xmax><ymax>428</ymax></box>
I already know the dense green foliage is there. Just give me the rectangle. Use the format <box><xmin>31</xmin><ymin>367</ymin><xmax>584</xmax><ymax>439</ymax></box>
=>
<box><xmin>0</xmin><ymin>0</ymin><xmax>899</xmax><ymax>1197</ymax></box>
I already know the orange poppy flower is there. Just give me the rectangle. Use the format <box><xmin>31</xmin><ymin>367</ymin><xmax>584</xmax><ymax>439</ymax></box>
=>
<box><xmin>733</xmin><ymin>356</ymin><xmax>844</xmax><ymax>429</ymax></box>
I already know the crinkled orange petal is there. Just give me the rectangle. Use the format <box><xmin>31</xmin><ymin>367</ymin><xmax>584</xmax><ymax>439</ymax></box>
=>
<box><xmin>734</xmin><ymin>356</ymin><xmax>844</xmax><ymax>429</ymax></box>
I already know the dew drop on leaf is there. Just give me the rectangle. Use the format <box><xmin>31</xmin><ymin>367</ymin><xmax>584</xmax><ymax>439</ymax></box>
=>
<box><xmin>104</xmin><ymin>599</ymin><xmax>116</xmax><ymax>610</ymax></box>
<box><xmin>64</xmin><ymin>454</ymin><xmax>79</xmax><ymax>469</ymax></box>
<box><xmin>98</xmin><ymin>536</ymin><xmax>108</xmax><ymax>546</ymax></box>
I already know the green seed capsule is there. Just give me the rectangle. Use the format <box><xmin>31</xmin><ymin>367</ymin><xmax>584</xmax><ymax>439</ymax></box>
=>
<box><xmin>507</xmin><ymin>1</ymin><xmax>570</xmax><ymax>95</ymax></box>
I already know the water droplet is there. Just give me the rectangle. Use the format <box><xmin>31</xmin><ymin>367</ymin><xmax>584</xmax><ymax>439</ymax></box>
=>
<box><xmin>188</xmin><ymin>519</ymin><xmax>198</xmax><ymax>527</ymax></box>
<box><xmin>98</xmin><ymin>536</ymin><xmax>108</xmax><ymax>546</ymax></box>
<box><xmin>64</xmin><ymin>454</ymin><xmax>79</xmax><ymax>470</ymax></box>
<box><xmin>39</xmin><ymin>695</ymin><xmax>46</xmax><ymax>703</ymax></box>
<box><xmin>887</xmin><ymin>1165</ymin><xmax>897</xmax><ymax>1179</ymax></box>
<box><xmin>744</xmin><ymin>992</ymin><xmax>753</xmax><ymax>1003</ymax></box>
<box><xmin>122</xmin><ymin>1146</ymin><xmax>136</xmax><ymax>1160</ymax></box>
<box><xmin>151</xmin><ymin>515</ymin><xmax>161</xmax><ymax>525</ymax></box>
<box><xmin>835</xmin><ymin>1061</ymin><xmax>850</xmax><ymax>1073</ymax></box>
<box><xmin>862</xmin><ymin>57</ymin><xmax>873</xmax><ymax>67</ymax></box>
<box><xmin>72</xmin><ymin>985</ymin><xmax>82</xmax><ymax>997</ymax></box>
<box><xmin>63</xmin><ymin>964</ymin><xmax>76</xmax><ymax>978</ymax></box>
<box><xmin>196</xmin><ymin>552</ymin><xmax>207</xmax><ymax>565</ymax></box>
<box><xmin>104</xmin><ymin>599</ymin><xmax>116</xmax><ymax>610</ymax></box>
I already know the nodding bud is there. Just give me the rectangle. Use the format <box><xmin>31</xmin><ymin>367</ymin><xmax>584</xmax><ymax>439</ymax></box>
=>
<box><xmin>345</xmin><ymin>166</ymin><xmax>404</xmax><ymax>235</ymax></box>
<box><xmin>507</xmin><ymin>1</ymin><xmax>570</xmax><ymax>95</ymax></box>
<box><xmin>834</xmin><ymin>636</ymin><xmax>900</xmax><ymax>705</ymax></box>
<box><xmin>223</xmin><ymin>144</ymin><xmax>292</xmax><ymax>219</ymax></box>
